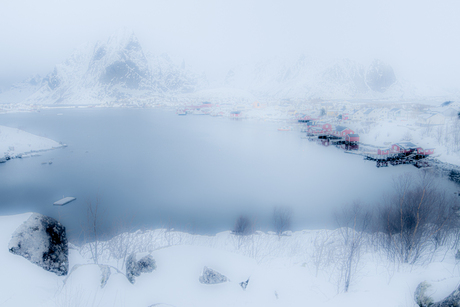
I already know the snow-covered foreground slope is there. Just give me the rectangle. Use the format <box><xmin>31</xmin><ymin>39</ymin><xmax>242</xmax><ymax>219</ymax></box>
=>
<box><xmin>2</xmin><ymin>213</ymin><xmax>460</xmax><ymax>307</ymax></box>
<box><xmin>0</xmin><ymin>125</ymin><xmax>63</xmax><ymax>159</ymax></box>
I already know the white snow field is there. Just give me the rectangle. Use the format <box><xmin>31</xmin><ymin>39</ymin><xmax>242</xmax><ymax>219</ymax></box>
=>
<box><xmin>1</xmin><ymin>213</ymin><xmax>460</xmax><ymax>307</ymax></box>
<box><xmin>0</xmin><ymin>125</ymin><xmax>63</xmax><ymax>159</ymax></box>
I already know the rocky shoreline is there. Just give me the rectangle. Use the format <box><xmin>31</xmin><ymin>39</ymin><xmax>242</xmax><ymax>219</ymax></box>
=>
<box><xmin>0</xmin><ymin>144</ymin><xmax>67</xmax><ymax>164</ymax></box>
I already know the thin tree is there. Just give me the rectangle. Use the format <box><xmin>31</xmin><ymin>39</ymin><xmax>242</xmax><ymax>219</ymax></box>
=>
<box><xmin>273</xmin><ymin>206</ymin><xmax>292</xmax><ymax>239</ymax></box>
<box><xmin>107</xmin><ymin>215</ymin><xmax>136</xmax><ymax>270</ymax></box>
<box><xmin>232</xmin><ymin>215</ymin><xmax>254</xmax><ymax>249</ymax></box>
<box><xmin>335</xmin><ymin>201</ymin><xmax>371</xmax><ymax>292</ymax></box>
<box><xmin>378</xmin><ymin>173</ymin><xmax>456</xmax><ymax>264</ymax></box>
<box><xmin>82</xmin><ymin>195</ymin><xmax>107</xmax><ymax>264</ymax></box>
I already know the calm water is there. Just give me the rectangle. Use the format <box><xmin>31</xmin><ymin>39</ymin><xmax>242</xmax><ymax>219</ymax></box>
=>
<box><xmin>0</xmin><ymin>108</ymin><xmax>454</xmax><ymax>240</ymax></box>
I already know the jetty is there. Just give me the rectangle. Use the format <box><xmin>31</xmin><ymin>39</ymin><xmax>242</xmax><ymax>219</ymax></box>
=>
<box><xmin>53</xmin><ymin>197</ymin><xmax>76</xmax><ymax>206</ymax></box>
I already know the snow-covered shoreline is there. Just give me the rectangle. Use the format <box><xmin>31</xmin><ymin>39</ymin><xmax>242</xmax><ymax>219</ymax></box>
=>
<box><xmin>2</xmin><ymin>212</ymin><xmax>460</xmax><ymax>307</ymax></box>
<box><xmin>0</xmin><ymin>125</ymin><xmax>66</xmax><ymax>162</ymax></box>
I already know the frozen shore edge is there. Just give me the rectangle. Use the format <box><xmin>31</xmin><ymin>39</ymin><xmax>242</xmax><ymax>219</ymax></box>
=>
<box><xmin>1</xmin><ymin>143</ymin><xmax>68</xmax><ymax>163</ymax></box>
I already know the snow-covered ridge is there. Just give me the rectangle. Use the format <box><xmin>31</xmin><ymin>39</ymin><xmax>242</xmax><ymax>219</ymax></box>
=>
<box><xmin>222</xmin><ymin>56</ymin><xmax>407</xmax><ymax>100</ymax></box>
<box><xmin>0</xmin><ymin>125</ymin><xmax>64</xmax><ymax>160</ymax></box>
<box><xmin>1</xmin><ymin>212</ymin><xmax>460</xmax><ymax>307</ymax></box>
<box><xmin>0</xmin><ymin>29</ymin><xmax>201</xmax><ymax>105</ymax></box>
<box><xmin>2</xmin><ymin>29</ymin><xmax>459</xmax><ymax>105</ymax></box>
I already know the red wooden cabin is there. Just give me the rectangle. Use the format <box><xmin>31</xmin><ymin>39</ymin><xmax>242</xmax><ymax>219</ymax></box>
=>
<box><xmin>417</xmin><ymin>148</ymin><xmax>435</xmax><ymax>155</ymax></box>
<box><xmin>391</xmin><ymin>142</ymin><xmax>418</xmax><ymax>154</ymax></box>
<box><xmin>322</xmin><ymin>123</ymin><xmax>332</xmax><ymax>132</ymax></box>
<box><xmin>334</xmin><ymin>126</ymin><xmax>355</xmax><ymax>137</ymax></box>
<box><xmin>230</xmin><ymin>111</ymin><xmax>242</xmax><ymax>118</ymax></box>
<box><xmin>345</xmin><ymin>134</ymin><xmax>360</xmax><ymax>143</ymax></box>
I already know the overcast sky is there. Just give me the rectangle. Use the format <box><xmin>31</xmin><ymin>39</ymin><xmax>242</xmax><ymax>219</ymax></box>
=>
<box><xmin>1</xmin><ymin>0</ymin><xmax>459</xmax><ymax>89</ymax></box>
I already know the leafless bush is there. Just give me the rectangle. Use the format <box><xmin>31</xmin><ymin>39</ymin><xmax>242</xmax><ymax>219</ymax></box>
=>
<box><xmin>310</xmin><ymin>230</ymin><xmax>338</xmax><ymax>278</ymax></box>
<box><xmin>401</xmin><ymin>131</ymin><xmax>413</xmax><ymax>141</ymax></box>
<box><xmin>232</xmin><ymin>215</ymin><xmax>255</xmax><ymax>249</ymax></box>
<box><xmin>335</xmin><ymin>201</ymin><xmax>371</xmax><ymax>292</ymax></box>
<box><xmin>435</xmin><ymin>125</ymin><xmax>445</xmax><ymax>145</ymax></box>
<box><xmin>377</xmin><ymin>173</ymin><xmax>458</xmax><ymax>264</ymax></box>
<box><xmin>273</xmin><ymin>206</ymin><xmax>292</xmax><ymax>238</ymax></box>
<box><xmin>81</xmin><ymin>195</ymin><xmax>108</xmax><ymax>264</ymax></box>
<box><xmin>107</xmin><ymin>216</ymin><xmax>136</xmax><ymax>270</ymax></box>
<box><xmin>233</xmin><ymin>215</ymin><xmax>254</xmax><ymax>236</ymax></box>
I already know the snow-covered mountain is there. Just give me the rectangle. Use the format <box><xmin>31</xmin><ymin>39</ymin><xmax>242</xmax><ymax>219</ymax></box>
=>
<box><xmin>222</xmin><ymin>55</ymin><xmax>410</xmax><ymax>100</ymax></box>
<box><xmin>1</xmin><ymin>29</ymin><xmax>457</xmax><ymax>104</ymax></box>
<box><xmin>0</xmin><ymin>75</ymin><xmax>44</xmax><ymax>104</ymax></box>
<box><xmin>0</xmin><ymin>29</ymin><xmax>201</xmax><ymax>105</ymax></box>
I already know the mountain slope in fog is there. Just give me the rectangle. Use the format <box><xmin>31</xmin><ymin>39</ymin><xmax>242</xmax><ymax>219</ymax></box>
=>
<box><xmin>0</xmin><ymin>29</ymin><xmax>200</xmax><ymax>105</ymax></box>
<box><xmin>1</xmin><ymin>29</ymin><xmax>453</xmax><ymax>104</ymax></box>
<box><xmin>223</xmin><ymin>55</ymin><xmax>406</xmax><ymax>100</ymax></box>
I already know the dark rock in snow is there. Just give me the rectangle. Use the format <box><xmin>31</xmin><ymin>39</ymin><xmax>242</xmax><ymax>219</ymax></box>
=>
<box><xmin>100</xmin><ymin>264</ymin><xmax>111</xmax><ymax>288</ymax></box>
<box><xmin>414</xmin><ymin>281</ymin><xmax>434</xmax><ymax>307</ymax></box>
<box><xmin>365</xmin><ymin>59</ymin><xmax>396</xmax><ymax>93</ymax></box>
<box><xmin>240</xmin><ymin>278</ymin><xmax>249</xmax><ymax>290</ymax></box>
<box><xmin>126</xmin><ymin>253</ymin><xmax>156</xmax><ymax>284</ymax></box>
<box><xmin>199</xmin><ymin>266</ymin><xmax>228</xmax><ymax>284</ymax></box>
<box><xmin>8</xmin><ymin>213</ymin><xmax>68</xmax><ymax>276</ymax></box>
<box><xmin>415</xmin><ymin>281</ymin><xmax>460</xmax><ymax>307</ymax></box>
<box><xmin>64</xmin><ymin>264</ymin><xmax>112</xmax><ymax>288</ymax></box>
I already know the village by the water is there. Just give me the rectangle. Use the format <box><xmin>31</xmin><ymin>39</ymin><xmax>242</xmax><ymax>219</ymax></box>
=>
<box><xmin>3</xmin><ymin>98</ymin><xmax>460</xmax><ymax>172</ymax></box>
<box><xmin>172</xmin><ymin>98</ymin><xmax>460</xmax><ymax>170</ymax></box>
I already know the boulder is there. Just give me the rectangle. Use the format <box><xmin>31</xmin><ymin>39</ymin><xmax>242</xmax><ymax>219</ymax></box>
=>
<box><xmin>64</xmin><ymin>264</ymin><xmax>112</xmax><ymax>288</ymax></box>
<box><xmin>414</xmin><ymin>280</ymin><xmax>460</xmax><ymax>307</ymax></box>
<box><xmin>100</xmin><ymin>264</ymin><xmax>111</xmax><ymax>288</ymax></box>
<box><xmin>414</xmin><ymin>281</ymin><xmax>434</xmax><ymax>307</ymax></box>
<box><xmin>126</xmin><ymin>253</ymin><xmax>156</xmax><ymax>284</ymax></box>
<box><xmin>365</xmin><ymin>59</ymin><xmax>396</xmax><ymax>93</ymax></box>
<box><xmin>8</xmin><ymin>213</ymin><xmax>68</xmax><ymax>276</ymax></box>
<box><xmin>240</xmin><ymin>278</ymin><xmax>249</xmax><ymax>290</ymax></box>
<box><xmin>199</xmin><ymin>266</ymin><xmax>228</xmax><ymax>284</ymax></box>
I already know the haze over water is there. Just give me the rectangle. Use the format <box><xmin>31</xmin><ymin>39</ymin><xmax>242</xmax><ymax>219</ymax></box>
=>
<box><xmin>0</xmin><ymin>108</ymin><xmax>454</xmax><ymax>240</ymax></box>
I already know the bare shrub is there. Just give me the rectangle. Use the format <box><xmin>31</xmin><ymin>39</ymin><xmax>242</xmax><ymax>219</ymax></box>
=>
<box><xmin>233</xmin><ymin>215</ymin><xmax>254</xmax><ymax>236</ymax></box>
<box><xmin>81</xmin><ymin>195</ymin><xmax>108</xmax><ymax>264</ymax></box>
<box><xmin>377</xmin><ymin>173</ymin><xmax>458</xmax><ymax>264</ymax></box>
<box><xmin>435</xmin><ymin>125</ymin><xmax>445</xmax><ymax>145</ymax></box>
<box><xmin>401</xmin><ymin>131</ymin><xmax>412</xmax><ymax>141</ymax></box>
<box><xmin>335</xmin><ymin>201</ymin><xmax>371</xmax><ymax>292</ymax></box>
<box><xmin>232</xmin><ymin>215</ymin><xmax>255</xmax><ymax>249</ymax></box>
<box><xmin>107</xmin><ymin>216</ymin><xmax>136</xmax><ymax>270</ymax></box>
<box><xmin>273</xmin><ymin>206</ymin><xmax>292</xmax><ymax>238</ymax></box>
<box><xmin>311</xmin><ymin>230</ymin><xmax>338</xmax><ymax>278</ymax></box>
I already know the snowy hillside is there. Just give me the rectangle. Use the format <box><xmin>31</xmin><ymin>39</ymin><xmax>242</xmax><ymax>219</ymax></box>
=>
<box><xmin>0</xmin><ymin>125</ymin><xmax>63</xmax><ymax>159</ymax></box>
<box><xmin>0</xmin><ymin>75</ymin><xmax>44</xmax><ymax>104</ymax></box>
<box><xmin>0</xmin><ymin>29</ymin><xmax>200</xmax><ymax>105</ymax></box>
<box><xmin>223</xmin><ymin>55</ymin><xmax>416</xmax><ymax>100</ymax></box>
<box><xmin>0</xmin><ymin>29</ymin><xmax>457</xmax><ymax>104</ymax></box>
<box><xmin>2</xmin><ymin>212</ymin><xmax>460</xmax><ymax>307</ymax></box>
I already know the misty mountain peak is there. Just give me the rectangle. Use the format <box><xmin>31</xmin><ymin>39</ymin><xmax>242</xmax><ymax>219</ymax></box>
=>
<box><xmin>365</xmin><ymin>59</ymin><xmax>396</xmax><ymax>93</ymax></box>
<box><xmin>2</xmin><ymin>30</ymin><xmax>200</xmax><ymax>104</ymax></box>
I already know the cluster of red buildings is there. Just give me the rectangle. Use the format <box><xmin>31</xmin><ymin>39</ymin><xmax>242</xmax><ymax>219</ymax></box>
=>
<box><xmin>377</xmin><ymin>142</ymin><xmax>434</xmax><ymax>157</ymax></box>
<box><xmin>305</xmin><ymin>121</ymin><xmax>360</xmax><ymax>143</ymax></box>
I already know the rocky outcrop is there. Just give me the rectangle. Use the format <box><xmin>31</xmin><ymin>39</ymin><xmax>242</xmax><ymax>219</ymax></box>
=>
<box><xmin>414</xmin><ymin>280</ymin><xmax>460</xmax><ymax>307</ymax></box>
<box><xmin>64</xmin><ymin>264</ymin><xmax>112</xmax><ymax>288</ymax></box>
<box><xmin>415</xmin><ymin>281</ymin><xmax>434</xmax><ymax>307</ymax></box>
<box><xmin>199</xmin><ymin>266</ymin><xmax>228</xmax><ymax>284</ymax></box>
<box><xmin>240</xmin><ymin>278</ymin><xmax>249</xmax><ymax>290</ymax></box>
<box><xmin>126</xmin><ymin>253</ymin><xmax>156</xmax><ymax>284</ymax></box>
<box><xmin>0</xmin><ymin>29</ymin><xmax>201</xmax><ymax>105</ymax></box>
<box><xmin>365</xmin><ymin>59</ymin><xmax>396</xmax><ymax>93</ymax></box>
<box><xmin>8</xmin><ymin>213</ymin><xmax>68</xmax><ymax>276</ymax></box>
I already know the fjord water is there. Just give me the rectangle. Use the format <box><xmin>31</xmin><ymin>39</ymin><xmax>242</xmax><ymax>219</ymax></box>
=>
<box><xmin>0</xmin><ymin>108</ymin><xmax>452</xmax><ymax>240</ymax></box>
